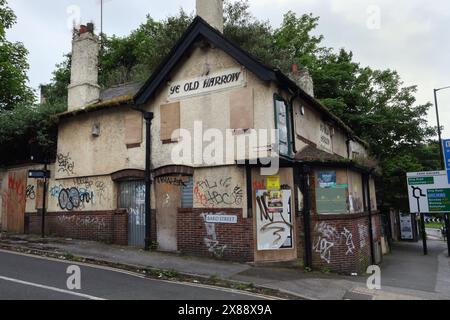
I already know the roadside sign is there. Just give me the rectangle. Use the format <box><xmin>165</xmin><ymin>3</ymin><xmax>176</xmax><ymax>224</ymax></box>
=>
<box><xmin>28</xmin><ymin>170</ymin><xmax>50</xmax><ymax>179</ymax></box>
<box><xmin>443</xmin><ymin>139</ymin><xmax>450</xmax><ymax>184</ymax></box>
<box><xmin>407</xmin><ymin>171</ymin><xmax>450</xmax><ymax>213</ymax></box>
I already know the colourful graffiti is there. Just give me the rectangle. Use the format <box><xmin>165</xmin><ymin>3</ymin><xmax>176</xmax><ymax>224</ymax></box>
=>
<box><xmin>58</xmin><ymin>187</ymin><xmax>94</xmax><ymax>211</ymax></box>
<box><xmin>194</xmin><ymin>177</ymin><xmax>243</xmax><ymax>208</ymax></box>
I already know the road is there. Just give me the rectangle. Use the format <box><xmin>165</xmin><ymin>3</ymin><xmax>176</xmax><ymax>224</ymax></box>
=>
<box><xmin>0</xmin><ymin>250</ymin><xmax>266</xmax><ymax>300</ymax></box>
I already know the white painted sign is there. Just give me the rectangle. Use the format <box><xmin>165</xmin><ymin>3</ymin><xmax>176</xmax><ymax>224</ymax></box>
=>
<box><xmin>168</xmin><ymin>67</ymin><xmax>245</xmax><ymax>100</ymax></box>
<box><xmin>205</xmin><ymin>215</ymin><xmax>238</xmax><ymax>224</ymax></box>
<box><xmin>319</xmin><ymin>122</ymin><xmax>332</xmax><ymax>153</ymax></box>
<box><xmin>407</xmin><ymin>171</ymin><xmax>450</xmax><ymax>213</ymax></box>
<box><xmin>399</xmin><ymin>213</ymin><xmax>414</xmax><ymax>240</ymax></box>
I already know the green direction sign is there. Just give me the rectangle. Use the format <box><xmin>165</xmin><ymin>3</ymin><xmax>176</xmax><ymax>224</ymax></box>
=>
<box><xmin>408</xmin><ymin>177</ymin><xmax>434</xmax><ymax>185</ymax></box>
<box><xmin>427</xmin><ymin>188</ymin><xmax>450</xmax><ymax>212</ymax></box>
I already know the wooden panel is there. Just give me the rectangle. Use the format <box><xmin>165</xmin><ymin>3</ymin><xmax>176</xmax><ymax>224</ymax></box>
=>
<box><xmin>160</xmin><ymin>102</ymin><xmax>180</xmax><ymax>142</ymax></box>
<box><xmin>230</xmin><ymin>88</ymin><xmax>254</xmax><ymax>130</ymax></box>
<box><xmin>125</xmin><ymin>110</ymin><xmax>143</xmax><ymax>146</ymax></box>
<box><xmin>6</xmin><ymin>170</ymin><xmax>27</xmax><ymax>233</ymax></box>
<box><xmin>155</xmin><ymin>177</ymin><xmax>182</xmax><ymax>251</ymax></box>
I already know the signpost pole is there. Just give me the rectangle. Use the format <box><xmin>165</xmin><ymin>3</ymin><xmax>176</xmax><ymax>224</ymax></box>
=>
<box><xmin>41</xmin><ymin>163</ymin><xmax>48</xmax><ymax>239</ymax></box>
<box><xmin>420</xmin><ymin>211</ymin><xmax>428</xmax><ymax>255</ymax></box>
<box><xmin>445</xmin><ymin>213</ymin><xmax>450</xmax><ymax>257</ymax></box>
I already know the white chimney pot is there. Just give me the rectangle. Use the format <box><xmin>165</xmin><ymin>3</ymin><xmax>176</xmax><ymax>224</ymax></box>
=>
<box><xmin>196</xmin><ymin>0</ymin><xmax>224</xmax><ymax>33</ymax></box>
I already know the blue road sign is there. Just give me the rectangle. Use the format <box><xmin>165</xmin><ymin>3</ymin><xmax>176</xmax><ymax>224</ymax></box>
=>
<box><xmin>443</xmin><ymin>139</ymin><xmax>450</xmax><ymax>184</ymax></box>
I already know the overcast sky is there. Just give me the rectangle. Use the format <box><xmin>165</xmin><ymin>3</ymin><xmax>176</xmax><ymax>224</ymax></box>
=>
<box><xmin>6</xmin><ymin>0</ymin><xmax>450</xmax><ymax>138</ymax></box>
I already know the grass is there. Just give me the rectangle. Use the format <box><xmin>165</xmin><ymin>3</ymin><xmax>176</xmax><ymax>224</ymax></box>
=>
<box><xmin>425</xmin><ymin>222</ymin><xmax>444</xmax><ymax>229</ymax></box>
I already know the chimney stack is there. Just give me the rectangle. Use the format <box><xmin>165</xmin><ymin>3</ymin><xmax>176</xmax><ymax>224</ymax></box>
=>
<box><xmin>67</xmin><ymin>23</ymin><xmax>100</xmax><ymax>111</ymax></box>
<box><xmin>196</xmin><ymin>0</ymin><xmax>224</xmax><ymax>33</ymax></box>
<box><xmin>290</xmin><ymin>64</ymin><xmax>314</xmax><ymax>98</ymax></box>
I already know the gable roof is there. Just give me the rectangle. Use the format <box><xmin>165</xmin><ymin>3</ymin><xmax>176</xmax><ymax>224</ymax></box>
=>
<box><xmin>133</xmin><ymin>16</ymin><xmax>367</xmax><ymax>146</ymax></box>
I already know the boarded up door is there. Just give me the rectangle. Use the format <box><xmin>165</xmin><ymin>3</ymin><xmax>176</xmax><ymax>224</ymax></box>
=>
<box><xmin>155</xmin><ymin>176</ymin><xmax>183</xmax><ymax>252</ymax></box>
<box><xmin>119</xmin><ymin>180</ymin><xmax>146</xmax><ymax>247</ymax></box>
<box><xmin>5</xmin><ymin>170</ymin><xmax>27</xmax><ymax>233</ymax></box>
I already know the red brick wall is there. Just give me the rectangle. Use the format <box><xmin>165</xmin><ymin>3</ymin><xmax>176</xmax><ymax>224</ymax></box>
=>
<box><xmin>177</xmin><ymin>208</ymin><xmax>254</xmax><ymax>262</ymax></box>
<box><xmin>25</xmin><ymin>210</ymin><xmax>128</xmax><ymax>245</ymax></box>
<box><xmin>298</xmin><ymin>212</ymin><xmax>381</xmax><ymax>274</ymax></box>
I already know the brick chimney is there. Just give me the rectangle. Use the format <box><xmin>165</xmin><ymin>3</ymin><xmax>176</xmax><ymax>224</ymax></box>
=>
<box><xmin>67</xmin><ymin>23</ymin><xmax>100</xmax><ymax>111</ymax></box>
<box><xmin>289</xmin><ymin>64</ymin><xmax>314</xmax><ymax>98</ymax></box>
<box><xmin>196</xmin><ymin>0</ymin><xmax>224</xmax><ymax>33</ymax></box>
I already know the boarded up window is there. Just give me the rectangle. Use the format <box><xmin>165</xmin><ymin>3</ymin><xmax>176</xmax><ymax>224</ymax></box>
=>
<box><xmin>160</xmin><ymin>102</ymin><xmax>180</xmax><ymax>142</ymax></box>
<box><xmin>316</xmin><ymin>188</ymin><xmax>348</xmax><ymax>214</ymax></box>
<box><xmin>181</xmin><ymin>177</ymin><xmax>194</xmax><ymax>208</ymax></box>
<box><xmin>125</xmin><ymin>111</ymin><xmax>143</xmax><ymax>147</ymax></box>
<box><xmin>230</xmin><ymin>88</ymin><xmax>254</xmax><ymax>130</ymax></box>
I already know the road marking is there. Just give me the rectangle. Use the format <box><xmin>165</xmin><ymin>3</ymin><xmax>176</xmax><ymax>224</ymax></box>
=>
<box><xmin>0</xmin><ymin>248</ymin><xmax>276</xmax><ymax>300</ymax></box>
<box><xmin>0</xmin><ymin>276</ymin><xmax>106</xmax><ymax>300</ymax></box>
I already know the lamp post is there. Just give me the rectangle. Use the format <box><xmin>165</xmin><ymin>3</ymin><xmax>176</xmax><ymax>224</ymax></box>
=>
<box><xmin>434</xmin><ymin>85</ymin><xmax>450</xmax><ymax>169</ymax></box>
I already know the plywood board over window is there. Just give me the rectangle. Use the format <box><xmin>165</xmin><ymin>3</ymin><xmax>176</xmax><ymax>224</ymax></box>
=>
<box><xmin>230</xmin><ymin>88</ymin><xmax>254</xmax><ymax>130</ymax></box>
<box><xmin>125</xmin><ymin>110</ymin><xmax>143</xmax><ymax>148</ymax></box>
<box><xmin>160</xmin><ymin>102</ymin><xmax>180</xmax><ymax>143</ymax></box>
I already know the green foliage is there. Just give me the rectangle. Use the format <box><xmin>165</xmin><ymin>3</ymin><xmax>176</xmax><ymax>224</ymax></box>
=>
<box><xmin>0</xmin><ymin>0</ymin><xmax>34</xmax><ymax>110</ymax></box>
<box><xmin>0</xmin><ymin>102</ymin><xmax>66</xmax><ymax>164</ymax></box>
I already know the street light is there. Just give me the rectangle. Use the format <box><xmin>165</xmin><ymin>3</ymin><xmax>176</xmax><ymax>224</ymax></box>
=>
<box><xmin>434</xmin><ymin>85</ymin><xmax>450</xmax><ymax>169</ymax></box>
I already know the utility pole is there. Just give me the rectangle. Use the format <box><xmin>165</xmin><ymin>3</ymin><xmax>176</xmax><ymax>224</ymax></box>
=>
<box><xmin>434</xmin><ymin>86</ymin><xmax>450</xmax><ymax>169</ymax></box>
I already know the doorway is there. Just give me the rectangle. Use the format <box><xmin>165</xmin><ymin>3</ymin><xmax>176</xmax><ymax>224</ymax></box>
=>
<box><xmin>119</xmin><ymin>180</ymin><xmax>146</xmax><ymax>247</ymax></box>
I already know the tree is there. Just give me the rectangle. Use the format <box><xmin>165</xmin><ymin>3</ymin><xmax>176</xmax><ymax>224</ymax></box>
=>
<box><xmin>0</xmin><ymin>0</ymin><xmax>34</xmax><ymax>110</ymax></box>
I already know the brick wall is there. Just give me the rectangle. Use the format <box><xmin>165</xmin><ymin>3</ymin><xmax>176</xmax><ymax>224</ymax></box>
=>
<box><xmin>177</xmin><ymin>208</ymin><xmax>254</xmax><ymax>262</ymax></box>
<box><xmin>298</xmin><ymin>212</ymin><xmax>381</xmax><ymax>274</ymax></box>
<box><xmin>25</xmin><ymin>210</ymin><xmax>128</xmax><ymax>245</ymax></box>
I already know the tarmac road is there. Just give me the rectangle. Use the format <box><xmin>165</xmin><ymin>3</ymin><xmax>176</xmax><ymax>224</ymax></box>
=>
<box><xmin>0</xmin><ymin>250</ymin><xmax>267</xmax><ymax>300</ymax></box>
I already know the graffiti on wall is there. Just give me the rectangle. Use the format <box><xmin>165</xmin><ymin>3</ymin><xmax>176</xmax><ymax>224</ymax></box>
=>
<box><xmin>4</xmin><ymin>175</ymin><xmax>26</xmax><ymax>209</ymax></box>
<box><xmin>58</xmin><ymin>187</ymin><xmax>94</xmax><ymax>211</ymax></box>
<box><xmin>194</xmin><ymin>177</ymin><xmax>243</xmax><ymax>208</ymax></box>
<box><xmin>313</xmin><ymin>222</ymin><xmax>356</xmax><ymax>264</ymax></box>
<box><xmin>256</xmin><ymin>190</ymin><xmax>293</xmax><ymax>250</ymax></box>
<box><xmin>26</xmin><ymin>185</ymin><xmax>36</xmax><ymax>200</ymax></box>
<box><xmin>341</xmin><ymin>227</ymin><xmax>355</xmax><ymax>255</ymax></box>
<box><xmin>49</xmin><ymin>177</ymin><xmax>109</xmax><ymax>211</ymax></box>
<box><xmin>358</xmin><ymin>224</ymin><xmax>369</xmax><ymax>249</ymax></box>
<box><xmin>57</xmin><ymin>215</ymin><xmax>106</xmax><ymax>229</ymax></box>
<box><xmin>200</xmin><ymin>212</ymin><xmax>227</xmax><ymax>257</ymax></box>
<box><xmin>57</xmin><ymin>153</ymin><xmax>75</xmax><ymax>175</ymax></box>
<box><xmin>156</xmin><ymin>176</ymin><xmax>187</xmax><ymax>186</ymax></box>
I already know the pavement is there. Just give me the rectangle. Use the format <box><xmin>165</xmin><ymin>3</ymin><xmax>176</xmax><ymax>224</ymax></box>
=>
<box><xmin>1</xmin><ymin>233</ymin><xmax>449</xmax><ymax>300</ymax></box>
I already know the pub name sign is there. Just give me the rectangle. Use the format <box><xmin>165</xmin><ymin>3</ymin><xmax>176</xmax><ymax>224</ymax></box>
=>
<box><xmin>168</xmin><ymin>67</ymin><xmax>245</xmax><ymax>100</ymax></box>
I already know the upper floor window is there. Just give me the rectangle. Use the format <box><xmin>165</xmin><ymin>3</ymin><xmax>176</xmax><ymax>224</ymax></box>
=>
<box><xmin>274</xmin><ymin>95</ymin><xmax>292</xmax><ymax>157</ymax></box>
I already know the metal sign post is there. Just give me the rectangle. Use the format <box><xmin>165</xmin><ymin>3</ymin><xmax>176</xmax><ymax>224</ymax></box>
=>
<box><xmin>28</xmin><ymin>167</ymin><xmax>50</xmax><ymax>238</ymax></box>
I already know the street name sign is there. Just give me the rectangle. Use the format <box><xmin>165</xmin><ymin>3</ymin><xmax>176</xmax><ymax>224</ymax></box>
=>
<box><xmin>28</xmin><ymin>170</ymin><xmax>50</xmax><ymax>179</ymax></box>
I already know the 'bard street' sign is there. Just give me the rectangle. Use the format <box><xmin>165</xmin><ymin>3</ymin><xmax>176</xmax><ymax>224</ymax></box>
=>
<box><xmin>168</xmin><ymin>67</ymin><xmax>245</xmax><ymax>100</ymax></box>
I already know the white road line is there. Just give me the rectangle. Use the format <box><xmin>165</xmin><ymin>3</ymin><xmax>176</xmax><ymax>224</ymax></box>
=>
<box><xmin>0</xmin><ymin>248</ymin><xmax>276</xmax><ymax>300</ymax></box>
<box><xmin>0</xmin><ymin>276</ymin><xmax>106</xmax><ymax>300</ymax></box>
